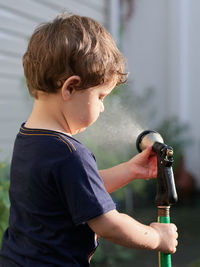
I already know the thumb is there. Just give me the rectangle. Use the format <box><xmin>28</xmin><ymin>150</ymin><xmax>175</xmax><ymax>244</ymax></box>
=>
<box><xmin>141</xmin><ymin>145</ymin><xmax>154</xmax><ymax>157</ymax></box>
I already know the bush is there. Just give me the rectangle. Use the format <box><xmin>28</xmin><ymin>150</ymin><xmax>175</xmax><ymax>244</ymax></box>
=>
<box><xmin>0</xmin><ymin>161</ymin><xmax>10</xmax><ymax>245</ymax></box>
<box><xmin>156</xmin><ymin>116</ymin><xmax>190</xmax><ymax>169</ymax></box>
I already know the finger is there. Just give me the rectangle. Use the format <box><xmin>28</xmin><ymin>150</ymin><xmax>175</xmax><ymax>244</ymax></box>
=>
<box><xmin>141</xmin><ymin>145</ymin><xmax>153</xmax><ymax>157</ymax></box>
<box><xmin>175</xmin><ymin>232</ymin><xmax>178</xmax><ymax>239</ymax></box>
<box><xmin>146</xmin><ymin>147</ymin><xmax>157</xmax><ymax>159</ymax></box>
<box><xmin>171</xmin><ymin>223</ymin><xmax>177</xmax><ymax>232</ymax></box>
<box><xmin>171</xmin><ymin>240</ymin><xmax>178</xmax><ymax>254</ymax></box>
<box><xmin>171</xmin><ymin>247</ymin><xmax>177</xmax><ymax>254</ymax></box>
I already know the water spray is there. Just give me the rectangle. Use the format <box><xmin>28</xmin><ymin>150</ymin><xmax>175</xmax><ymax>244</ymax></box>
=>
<box><xmin>136</xmin><ymin>130</ymin><xmax>178</xmax><ymax>267</ymax></box>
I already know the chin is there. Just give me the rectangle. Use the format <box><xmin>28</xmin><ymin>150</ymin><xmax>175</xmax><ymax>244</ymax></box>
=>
<box><xmin>73</xmin><ymin>128</ymin><xmax>86</xmax><ymax>135</ymax></box>
<box><xmin>79</xmin><ymin>128</ymin><xmax>86</xmax><ymax>133</ymax></box>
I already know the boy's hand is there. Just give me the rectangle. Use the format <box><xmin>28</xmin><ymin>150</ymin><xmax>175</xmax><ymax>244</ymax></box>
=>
<box><xmin>150</xmin><ymin>222</ymin><xmax>178</xmax><ymax>254</ymax></box>
<box><xmin>128</xmin><ymin>146</ymin><xmax>157</xmax><ymax>180</ymax></box>
<box><xmin>99</xmin><ymin>146</ymin><xmax>157</xmax><ymax>193</ymax></box>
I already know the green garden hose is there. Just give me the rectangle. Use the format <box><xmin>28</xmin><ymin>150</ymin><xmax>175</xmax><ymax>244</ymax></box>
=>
<box><xmin>158</xmin><ymin>207</ymin><xmax>171</xmax><ymax>267</ymax></box>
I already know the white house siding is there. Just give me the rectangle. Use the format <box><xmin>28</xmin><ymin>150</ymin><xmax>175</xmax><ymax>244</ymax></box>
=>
<box><xmin>122</xmin><ymin>0</ymin><xmax>200</xmax><ymax>188</ymax></box>
<box><xmin>0</xmin><ymin>0</ymin><xmax>110</xmax><ymax>161</ymax></box>
<box><xmin>183</xmin><ymin>0</ymin><xmax>200</xmax><ymax>188</ymax></box>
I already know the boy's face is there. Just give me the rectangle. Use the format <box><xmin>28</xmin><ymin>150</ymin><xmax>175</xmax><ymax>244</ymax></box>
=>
<box><xmin>64</xmin><ymin>79</ymin><xmax>116</xmax><ymax>135</ymax></box>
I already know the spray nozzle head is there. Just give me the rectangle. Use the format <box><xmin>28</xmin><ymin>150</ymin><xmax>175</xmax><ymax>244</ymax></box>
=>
<box><xmin>136</xmin><ymin>130</ymin><xmax>178</xmax><ymax>206</ymax></box>
<box><xmin>136</xmin><ymin>130</ymin><xmax>164</xmax><ymax>152</ymax></box>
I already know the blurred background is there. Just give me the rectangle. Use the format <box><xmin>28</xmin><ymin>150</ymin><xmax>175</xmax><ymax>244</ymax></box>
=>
<box><xmin>0</xmin><ymin>0</ymin><xmax>199</xmax><ymax>266</ymax></box>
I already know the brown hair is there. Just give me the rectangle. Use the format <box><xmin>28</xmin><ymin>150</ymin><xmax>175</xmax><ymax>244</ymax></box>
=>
<box><xmin>23</xmin><ymin>12</ymin><xmax>127</xmax><ymax>97</ymax></box>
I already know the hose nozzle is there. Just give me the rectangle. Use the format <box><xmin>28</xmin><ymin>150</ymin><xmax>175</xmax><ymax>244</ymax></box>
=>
<box><xmin>136</xmin><ymin>130</ymin><xmax>178</xmax><ymax>207</ymax></box>
<box><xmin>136</xmin><ymin>130</ymin><xmax>164</xmax><ymax>152</ymax></box>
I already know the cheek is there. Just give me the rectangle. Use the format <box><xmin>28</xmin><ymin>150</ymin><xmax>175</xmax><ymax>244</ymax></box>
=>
<box><xmin>81</xmin><ymin>102</ymin><xmax>100</xmax><ymax>125</ymax></box>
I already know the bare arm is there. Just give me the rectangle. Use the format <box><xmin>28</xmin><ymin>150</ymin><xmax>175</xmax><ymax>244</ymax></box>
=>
<box><xmin>87</xmin><ymin>209</ymin><xmax>178</xmax><ymax>254</ymax></box>
<box><xmin>99</xmin><ymin>146</ymin><xmax>157</xmax><ymax>193</ymax></box>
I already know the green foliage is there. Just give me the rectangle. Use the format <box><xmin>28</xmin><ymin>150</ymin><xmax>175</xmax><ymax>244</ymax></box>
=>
<box><xmin>156</xmin><ymin>116</ymin><xmax>190</xmax><ymax>169</ymax></box>
<box><xmin>0</xmin><ymin>161</ymin><xmax>10</xmax><ymax>245</ymax></box>
<box><xmin>91</xmin><ymin>239</ymin><xmax>135</xmax><ymax>266</ymax></box>
<box><xmin>189</xmin><ymin>259</ymin><xmax>200</xmax><ymax>267</ymax></box>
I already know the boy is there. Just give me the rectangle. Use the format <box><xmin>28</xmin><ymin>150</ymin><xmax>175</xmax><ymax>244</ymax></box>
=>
<box><xmin>0</xmin><ymin>13</ymin><xmax>178</xmax><ymax>266</ymax></box>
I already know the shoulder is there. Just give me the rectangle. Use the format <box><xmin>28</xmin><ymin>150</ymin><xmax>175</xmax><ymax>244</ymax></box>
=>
<box><xmin>18</xmin><ymin>124</ymin><xmax>93</xmax><ymax>159</ymax></box>
<box><xmin>57</xmin><ymin>134</ymin><xmax>95</xmax><ymax>161</ymax></box>
<box><xmin>42</xmin><ymin>133</ymin><xmax>97</xmax><ymax>171</ymax></box>
<box><xmin>60</xmin><ymin>136</ymin><xmax>97</xmax><ymax>171</ymax></box>
<box><xmin>16</xmin><ymin>124</ymin><xmax>97</xmax><ymax>172</ymax></box>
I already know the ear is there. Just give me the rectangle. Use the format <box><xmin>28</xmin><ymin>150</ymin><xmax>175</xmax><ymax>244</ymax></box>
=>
<box><xmin>61</xmin><ymin>76</ymin><xmax>81</xmax><ymax>100</ymax></box>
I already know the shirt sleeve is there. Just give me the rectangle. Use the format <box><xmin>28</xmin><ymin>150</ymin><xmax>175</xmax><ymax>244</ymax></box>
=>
<box><xmin>54</xmin><ymin>148</ymin><xmax>116</xmax><ymax>225</ymax></box>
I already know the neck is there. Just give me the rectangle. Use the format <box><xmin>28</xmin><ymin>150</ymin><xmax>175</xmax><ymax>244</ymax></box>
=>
<box><xmin>25</xmin><ymin>93</ymin><xmax>72</xmax><ymax>136</ymax></box>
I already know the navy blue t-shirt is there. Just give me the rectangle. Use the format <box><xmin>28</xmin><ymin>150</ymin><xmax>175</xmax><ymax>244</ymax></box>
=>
<box><xmin>0</xmin><ymin>124</ymin><xmax>116</xmax><ymax>266</ymax></box>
